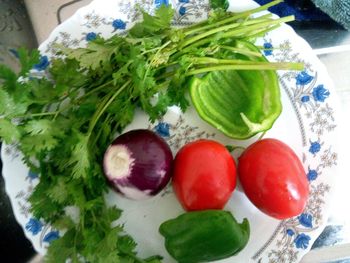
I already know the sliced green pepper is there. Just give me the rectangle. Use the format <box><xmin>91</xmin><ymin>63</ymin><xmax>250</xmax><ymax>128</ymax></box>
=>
<box><xmin>159</xmin><ymin>210</ymin><xmax>250</xmax><ymax>263</ymax></box>
<box><xmin>189</xmin><ymin>40</ymin><xmax>282</xmax><ymax>139</ymax></box>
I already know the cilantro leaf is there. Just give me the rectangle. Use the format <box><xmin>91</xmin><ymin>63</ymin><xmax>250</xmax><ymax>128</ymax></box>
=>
<box><xmin>17</xmin><ymin>47</ymin><xmax>40</xmax><ymax>76</ymax></box>
<box><xmin>47</xmin><ymin>177</ymin><xmax>69</xmax><ymax>204</ymax></box>
<box><xmin>67</xmin><ymin>131</ymin><xmax>91</xmax><ymax>179</ymax></box>
<box><xmin>21</xmin><ymin>134</ymin><xmax>59</xmax><ymax>154</ymax></box>
<box><xmin>106</xmin><ymin>98</ymin><xmax>136</xmax><ymax>133</ymax></box>
<box><xmin>100</xmin><ymin>253</ymin><xmax>121</xmax><ymax>263</ymax></box>
<box><xmin>0</xmin><ymin>89</ymin><xmax>28</xmax><ymax>117</ymax></box>
<box><xmin>24</xmin><ymin>119</ymin><xmax>63</xmax><ymax>136</ymax></box>
<box><xmin>82</xmin><ymin>224</ymin><xmax>125</xmax><ymax>263</ymax></box>
<box><xmin>60</xmin><ymin>41</ymin><xmax>117</xmax><ymax>71</ymax></box>
<box><xmin>118</xmin><ymin>235</ymin><xmax>137</xmax><ymax>254</ymax></box>
<box><xmin>167</xmin><ymin>70</ymin><xmax>190</xmax><ymax>111</ymax></box>
<box><xmin>26</xmin><ymin>77</ymin><xmax>59</xmax><ymax>104</ymax></box>
<box><xmin>68</xmin><ymin>180</ymin><xmax>86</xmax><ymax>207</ymax></box>
<box><xmin>52</xmin><ymin>215</ymin><xmax>76</xmax><ymax>230</ymax></box>
<box><xmin>20</xmin><ymin>119</ymin><xmax>65</xmax><ymax>155</ymax></box>
<box><xmin>0</xmin><ymin>64</ymin><xmax>17</xmax><ymax>88</ymax></box>
<box><xmin>151</xmin><ymin>92</ymin><xmax>172</xmax><ymax>118</ymax></box>
<box><xmin>144</xmin><ymin>256</ymin><xmax>163</xmax><ymax>263</ymax></box>
<box><xmin>129</xmin><ymin>5</ymin><xmax>174</xmax><ymax>37</ymax></box>
<box><xmin>45</xmin><ymin>228</ymin><xmax>77</xmax><ymax>263</ymax></box>
<box><xmin>107</xmin><ymin>206</ymin><xmax>122</xmax><ymax>222</ymax></box>
<box><xmin>49</xmin><ymin>58</ymin><xmax>86</xmax><ymax>88</ymax></box>
<box><xmin>209</xmin><ymin>0</ymin><xmax>229</xmax><ymax>10</ymax></box>
<box><xmin>29</xmin><ymin>178</ymin><xmax>65</xmax><ymax>221</ymax></box>
<box><xmin>0</xmin><ymin>118</ymin><xmax>21</xmax><ymax>143</ymax></box>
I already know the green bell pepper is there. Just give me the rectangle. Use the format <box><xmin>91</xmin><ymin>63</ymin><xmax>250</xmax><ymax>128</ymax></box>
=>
<box><xmin>159</xmin><ymin>210</ymin><xmax>250</xmax><ymax>263</ymax></box>
<box><xmin>189</xmin><ymin>40</ymin><xmax>282</xmax><ymax>139</ymax></box>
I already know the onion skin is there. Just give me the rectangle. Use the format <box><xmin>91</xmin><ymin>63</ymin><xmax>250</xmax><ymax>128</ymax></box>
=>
<box><xmin>103</xmin><ymin>129</ymin><xmax>173</xmax><ymax>200</ymax></box>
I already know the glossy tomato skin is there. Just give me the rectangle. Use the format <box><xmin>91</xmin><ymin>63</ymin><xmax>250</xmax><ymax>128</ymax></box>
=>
<box><xmin>238</xmin><ymin>138</ymin><xmax>309</xmax><ymax>219</ymax></box>
<box><xmin>173</xmin><ymin>139</ymin><xmax>236</xmax><ymax>211</ymax></box>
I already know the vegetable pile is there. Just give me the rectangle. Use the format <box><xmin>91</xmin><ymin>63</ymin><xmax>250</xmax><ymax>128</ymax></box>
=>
<box><xmin>0</xmin><ymin>0</ymin><xmax>308</xmax><ymax>262</ymax></box>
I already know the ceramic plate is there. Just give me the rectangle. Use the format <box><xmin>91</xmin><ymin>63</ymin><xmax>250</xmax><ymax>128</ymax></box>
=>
<box><xmin>1</xmin><ymin>0</ymin><xmax>340</xmax><ymax>262</ymax></box>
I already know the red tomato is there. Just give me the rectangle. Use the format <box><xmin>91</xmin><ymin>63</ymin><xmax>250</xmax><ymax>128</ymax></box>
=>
<box><xmin>238</xmin><ymin>138</ymin><xmax>309</xmax><ymax>219</ymax></box>
<box><xmin>172</xmin><ymin>139</ymin><xmax>236</xmax><ymax>211</ymax></box>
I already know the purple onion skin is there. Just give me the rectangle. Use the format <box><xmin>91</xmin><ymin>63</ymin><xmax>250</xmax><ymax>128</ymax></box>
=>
<box><xmin>103</xmin><ymin>129</ymin><xmax>173</xmax><ymax>200</ymax></box>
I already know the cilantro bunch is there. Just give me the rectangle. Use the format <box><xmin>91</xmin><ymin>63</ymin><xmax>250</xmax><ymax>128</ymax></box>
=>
<box><xmin>0</xmin><ymin>1</ymin><xmax>302</xmax><ymax>262</ymax></box>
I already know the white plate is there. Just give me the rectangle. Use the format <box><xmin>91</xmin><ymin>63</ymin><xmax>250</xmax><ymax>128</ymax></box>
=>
<box><xmin>1</xmin><ymin>0</ymin><xmax>341</xmax><ymax>262</ymax></box>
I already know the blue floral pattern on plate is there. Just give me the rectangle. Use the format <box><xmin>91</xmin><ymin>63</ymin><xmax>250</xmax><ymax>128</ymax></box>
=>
<box><xmin>312</xmin><ymin>84</ymin><xmax>330</xmax><ymax>102</ymax></box>
<box><xmin>112</xmin><ymin>19</ymin><xmax>127</xmax><ymax>30</ymax></box>
<box><xmin>33</xmin><ymin>55</ymin><xmax>50</xmax><ymax>71</ymax></box>
<box><xmin>155</xmin><ymin>0</ymin><xmax>169</xmax><ymax>8</ymax></box>
<box><xmin>43</xmin><ymin>231</ymin><xmax>60</xmax><ymax>243</ymax></box>
<box><xmin>299</xmin><ymin>213</ymin><xmax>313</xmax><ymax>228</ymax></box>
<box><xmin>154</xmin><ymin>122</ymin><xmax>171</xmax><ymax>137</ymax></box>
<box><xmin>309</xmin><ymin>140</ymin><xmax>322</xmax><ymax>155</ymax></box>
<box><xmin>294</xmin><ymin>233</ymin><xmax>311</xmax><ymax>249</ymax></box>
<box><xmin>26</xmin><ymin>170</ymin><xmax>39</xmax><ymax>181</ymax></box>
<box><xmin>25</xmin><ymin>218</ymin><xmax>43</xmax><ymax>235</ymax></box>
<box><xmin>307</xmin><ymin>168</ymin><xmax>318</xmax><ymax>181</ymax></box>
<box><xmin>296</xmin><ymin>71</ymin><xmax>314</xmax><ymax>86</ymax></box>
<box><xmin>263</xmin><ymin>42</ymin><xmax>273</xmax><ymax>56</ymax></box>
<box><xmin>85</xmin><ymin>32</ymin><xmax>97</xmax><ymax>41</ymax></box>
<box><xmin>286</xmin><ymin>229</ymin><xmax>295</xmax><ymax>236</ymax></box>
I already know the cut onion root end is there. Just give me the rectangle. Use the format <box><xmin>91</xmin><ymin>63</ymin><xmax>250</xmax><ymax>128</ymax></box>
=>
<box><xmin>103</xmin><ymin>129</ymin><xmax>173</xmax><ymax>200</ymax></box>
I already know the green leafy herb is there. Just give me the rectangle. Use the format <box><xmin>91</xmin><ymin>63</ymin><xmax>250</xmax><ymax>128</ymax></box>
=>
<box><xmin>0</xmin><ymin>118</ymin><xmax>22</xmax><ymax>143</ymax></box>
<box><xmin>209</xmin><ymin>0</ymin><xmax>229</xmax><ymax>11</ymax></box>
<box><xmin>0</xmin><ymin>1</ymin><xmax>302</xmax><ymax>262</ymax></box>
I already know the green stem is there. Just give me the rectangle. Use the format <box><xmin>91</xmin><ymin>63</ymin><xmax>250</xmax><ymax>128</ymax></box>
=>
<box><xmin>80</xmin><ymin>79</ymin><xmax>114</xmax><ymax>100</ymax></box>
<box><xmin>15</xmin><ymin>111</ymin><xmax>59</xmax><ymax>118</ymax></box>
<box><xmin>258</xmin><ymin>131</ymin><xmax>266</xmax><ymax>140</ymax></box>
<box><xmin>192</xmin><ymin>57</ymin><xmax>267</xmax><ymax>65</ymax></box>
<box><xmin>183</xmin><ymin>13</ymin><xmax>273</xmax><ymax>37</ymax></box>
<box><xmin>87</xmin><ymin>80</ymin><xmax>131</xmax><ymax>137</ymax></box>
<box><xmin>73</xmin><ymin>225</ymin><xmax>80</xmax><ymax>263</ymax></box>
<box><xmin>155</xmin><ymin>71</ymin><xmax>176</xmax><ymax>81</ymax></box>
<box><xmin>219</xmin><ymin>45</ymin><xmax>262</xmax><ymax>57</ymax></box>
<box><xmin>183</xmin><ymin>0</ymin><xmax>283</xmax><ymax>33</ymax></box>
<box><xmin>180</xmin><ymin>15</ymin><xmax>281</xmax><ymax>48</ymax></box>
<box><xmin>186</xmin><ymin>62</ymin><xmax>304</xmax><ymax>76</ymax></box>
<box><xmin>242</xmin><ymin>23</ymin><xmax>281</xmax><ymax>40</ymax></box>
<box><xmin>222</xmin><ymin>16</ymin><xmax>294</xmax><ymax>38</ymax></box>
<box><xmin>87</xmin><ymin>93</ymin><xmax>114</xmax><ymax>137</ymax></box>
<box><xmin>91</xmin><ymin>113</ymin><xmax>111</xmax><ymax>147</ymax></box>
<box><xmin>78</xmin><ymin>61</ymin><xmax>132</xmax><ymax>101</ymax></box>
<box><xmin>147</xmin><ymin>40</ymin><xmax>171</xmax><ymax>58</ymax></box>
<box><xmin>50</xmin><ymin>79</ymin><xmax>118</xmax><ymax>120</ymax></box>
<box><xmin>53</xmin><ymin>100</ymin><xmax>76</xmax><ymax>120</ymax></box>
<box><xmin>173</xmin><ymin>16</ymin><xmax>294</xmax><ymax>61</ymax></box>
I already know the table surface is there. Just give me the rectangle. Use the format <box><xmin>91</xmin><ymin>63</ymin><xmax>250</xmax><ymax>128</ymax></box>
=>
<box><xmin>1</xmin><ymin>1</ymin><xmax>350</xmax><ymax>262</ymax></box>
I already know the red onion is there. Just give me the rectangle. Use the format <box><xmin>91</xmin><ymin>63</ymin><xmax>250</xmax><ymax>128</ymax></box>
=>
<box><xmin>103</xmin><ymin>129</ymin><xmax>173</xmax><ymax>200</ymax></box>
